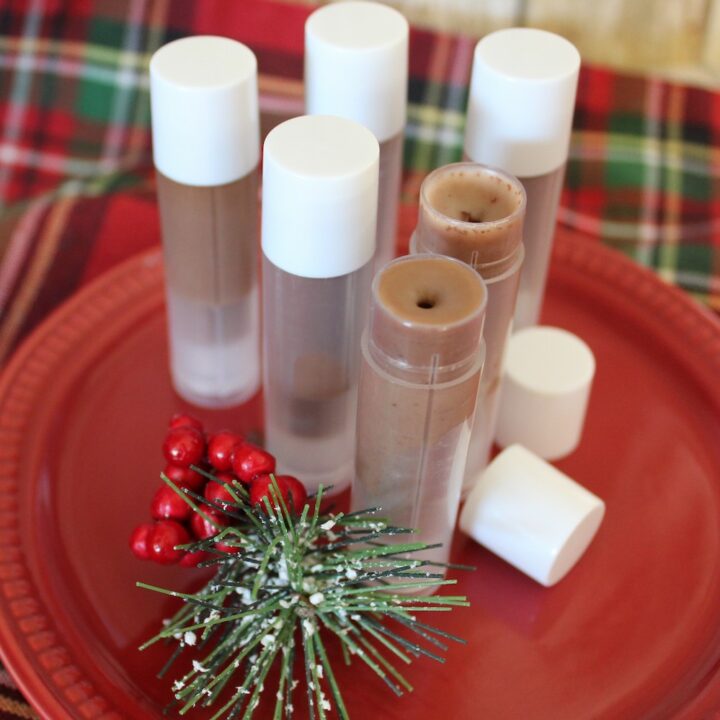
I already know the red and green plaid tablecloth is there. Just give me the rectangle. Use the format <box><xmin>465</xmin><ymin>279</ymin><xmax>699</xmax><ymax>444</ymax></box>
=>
<box><xmin>1</xmin><ymin>0</ymin><xmax>720</xmax><ymax>716</ymax></box>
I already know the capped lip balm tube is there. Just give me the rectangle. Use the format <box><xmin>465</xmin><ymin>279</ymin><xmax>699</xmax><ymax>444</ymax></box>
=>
<box><xmin>352</xmin><ymin>254</ymin><xmax>487</xmax><ymax>573</ymax></box>
<box><xmin>150</xmin><ymin>36</ymin><xmax>261</xmax><ymax>408</ymax></box>
<box><xmin>410</xmin><ymin>162</ymin><xmax>526</xmax><ymax>492</ymax></box>
<box><xmin>262</xmin><ymin>115</ymin><xmax>379</xmax><ymax>495</ymax></box>
<box><xmin>305</xmin><ymin>0</ymin><xmax>408</xmax><ymax>271</ymax></box>
<box><xmin>464</xmin><ymin>28</ymin><xmax>580</xmax><ymax>329</ymax></box>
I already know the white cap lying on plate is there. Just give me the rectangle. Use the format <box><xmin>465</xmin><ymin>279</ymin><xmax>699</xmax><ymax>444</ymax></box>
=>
<box><xmin>459</xmin><ymin>444</ymin><xmax>605</xmax><ymax>586</ymax></box>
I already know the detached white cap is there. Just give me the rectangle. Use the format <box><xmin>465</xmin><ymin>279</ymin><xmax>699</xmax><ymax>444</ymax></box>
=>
<box><xmin>262</xmin><ymin>115</ymin><xmax>379</xmax><ymax>278</ymax></box>
<box><xmin>305</xmin><ymin>1</ymin><xmax>408</xmax><ymax>142</ymax></box>
<box><xmin>464</xmin><ymin>28</ymin><xmax>580</xmax><ymax>178</ymax></box>
<box><xmin>150</xmin><ymin>36</ymin><xmax>260</xmax><ymax>186</ymax></box>
<box><xmin>496</xmin><ymin>326</ymin><xmax>596</xmax><ymax>460</ymax></box>
<box><xmin>460</xmin><ymin>445</ymin><xmax>605</xmax><ymax>586</ymax></box>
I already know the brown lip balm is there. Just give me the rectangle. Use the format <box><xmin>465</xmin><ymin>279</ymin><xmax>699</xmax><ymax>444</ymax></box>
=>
<box><xmin>410</xmin><ymin>162</ymin><xmax>526</xmax><ymax>494</ymax></box>
<box><xmin>415</xmin><ymin>163</ymin><xmax>525</xmax><ymax>276</ymax></box>
<box><xmin>352</xmin><ymin>255</ymin><xmax>487</xmax><ymax>572</ymax></box>
<box><xmin>369</xmin><ymin>255</ymin><xmax>486</xmax><ymax>382</ymax></box>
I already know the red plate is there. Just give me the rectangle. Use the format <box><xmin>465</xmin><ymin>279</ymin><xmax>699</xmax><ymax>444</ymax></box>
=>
<box><xmin>0</xmin><ymin>231</ymin><xmax>719</xmax><ymax>719</ymax></box>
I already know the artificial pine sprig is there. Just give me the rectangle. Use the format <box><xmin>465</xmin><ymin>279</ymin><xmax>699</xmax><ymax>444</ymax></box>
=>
<box><xmin>138</xmin><ymin>474</ymin><xmax>470</xmax><ymax>719</ymax></box>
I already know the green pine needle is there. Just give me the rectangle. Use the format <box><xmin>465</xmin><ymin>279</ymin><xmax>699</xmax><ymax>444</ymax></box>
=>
<box><xmin>139</xmin><ymin>475</ymin><xmax>470</xmax><ymax>719</ymax></box>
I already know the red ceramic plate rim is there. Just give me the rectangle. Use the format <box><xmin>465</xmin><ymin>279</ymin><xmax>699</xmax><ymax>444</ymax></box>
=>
<box><xmin>1</xmin><ymin>235</ymin><xmax>720</xmax><ymax>718</ymax></box>
<box><xmin>0</xmin><ymin>251</ymin><xmax>163</xmax><ymax>720</ymax></box>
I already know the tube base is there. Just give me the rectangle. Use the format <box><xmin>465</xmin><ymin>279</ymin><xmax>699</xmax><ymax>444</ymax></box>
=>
<box><xmin>266</xmin><ymin>419</ymin><xmax>355</xmax><ymax>495</ymax></box>
<box><xmin>167</xmin><ymin>290</ymin><xmax>260</xmax><ymax>408</ymax></box>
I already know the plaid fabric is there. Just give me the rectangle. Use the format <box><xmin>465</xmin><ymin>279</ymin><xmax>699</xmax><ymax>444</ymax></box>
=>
<box><xmin>566</xmin><ymin>67</ymin><xmax>720</xmax><ymax>306</ymax></box>
<box><xmin>0</xmin><ymin>0</ymin><xmax>719</xmax><ymax>714</ymax></box>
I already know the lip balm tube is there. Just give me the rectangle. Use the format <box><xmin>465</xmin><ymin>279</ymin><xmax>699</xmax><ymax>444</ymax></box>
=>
<box><xmin>352</xmin><ymin>255</ymin><xmax>487</xmax><ymax>567</ymax></box>
<box><xmin>262</xmin><ymin>115</ymin><xmax>379</xmax><ymax>495</ymax></box>
<box><xmin>305</xmin><ymin>1</ymin><xmax>408</xmax><ymax>271</ymax></box>
<box><xmin>150</xmin><ymin>36</ymin><xmax>261</xmax><ymax>407</ymax></box>
<box><xmin>464</xmin><ymin>28</ymin><xmax>580</xmax><ymax>329</ymax></box>
<box><xmin>411</xmin><ymin>163</ymin><xmax>526</xmax><ymax>493</ymax></box>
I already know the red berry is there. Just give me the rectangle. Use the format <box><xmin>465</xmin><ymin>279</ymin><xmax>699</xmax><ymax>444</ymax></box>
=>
<box><xmin>279</xmin><ymin>475</ymin><xmax>308</xmax><ymax>513</ymax></box>
<box><xmin>190</xmin><ymin>508</ymin><xmax>227</xmax><ymax>540</ymax></box>
<box><xmin>163</xmin><ymin>426</ymin><xmax>205</xmax><ymax>467</ymax></box>
<box><xmin>250</xmin><ymin>473</ymin><xmax>291</xmax><ymax>512</ymax></box>
<box><xmin>129</xmin><ymin>523</ymin><xmax>154</xmax><ymax>560</ymax></box>
<box><xmin>168</xmin><ymin>413</ymin><xmax>204</xmax><ymax>432</ymax></box>
<box><xmin>205</xmin><ymin>473</ymin><xmax>237</xmax><ymax>509</ymax></box>
<box><xmin>232</xmin><ymin>443</ymin><xmax>275</xmax><ymax>483</ymax></box>
<box><xmin>151</xmin><ymin>484</ymin><xmax>192</xmax><ymax>521</ymax></box>
<box><xmin>180</xmin><ymin>549</ymin><xmax>208</xmax><ymax>567</ymax></box>
<box><xmin>163</xmin><ymin>463</ymin><xmax>206</xmax><ymax>492</ymax></box>
<box><xmin>208</xmin><ymin>431</ymin><xmax>244</xmax><ymax>471</ymax></box>
<box><xmin>149</xmin><ymin>521</ymin><xmax>190</xmax><ymax>565</ymax></box>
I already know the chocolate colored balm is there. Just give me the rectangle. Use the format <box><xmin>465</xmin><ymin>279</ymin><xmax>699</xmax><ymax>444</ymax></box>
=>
<box><xmin>150</xmin><ymin>36</ymin><xmax>261</xmax><ymax>407</ymax></box>
<box><xmin>412</xmin><ymin>162</ymin><xmax>526</xmax><ymax>493</ymax></box>
<box><xmin>352</xmin><ymin>255</ymin><xmax>487</xmax><ymax>567</ymax></box>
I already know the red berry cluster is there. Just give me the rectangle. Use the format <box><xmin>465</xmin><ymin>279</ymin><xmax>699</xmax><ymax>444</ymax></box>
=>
<box><xmin>130</xmin><ymin>413</ymin><xmax>308</xmax><ymax>566</ymax></box>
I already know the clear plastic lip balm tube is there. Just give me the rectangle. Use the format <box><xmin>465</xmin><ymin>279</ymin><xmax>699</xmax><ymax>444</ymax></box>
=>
<box><xmin>262</xmin><ymin>115</ymin><xmax>379</xmax><ymax>495</ymax></box>
<box><xmin>410</xmin><ymin>162</ymin><xmax>526</xmax><ymax>494</ymax></box>
<box><xmin>464</xmin><ymin>28</ymin><xmax>580</xmax><ymax>329</ymax></box>
<box><xmin>150</xmin><ymin>36</ymin><xmax>261</xmax><ymax>408</ymax></box>
<box><xmin>305</xmin><ymin>1</ymin><xmax>408</xmax><ymax>271</ymax></box>
<box><xmin>352</xmin><ymin>255</ymin><xmax>487</xmax><ymax>569</ymax></box>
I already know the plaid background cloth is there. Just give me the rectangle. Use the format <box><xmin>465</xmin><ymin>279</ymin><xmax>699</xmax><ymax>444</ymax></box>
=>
<box><xmin>1</xmin><ymin>0</ymin><xmax>720</xmax><ymax>716</ymax></box>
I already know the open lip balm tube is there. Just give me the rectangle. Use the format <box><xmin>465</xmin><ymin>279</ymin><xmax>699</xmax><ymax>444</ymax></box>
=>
<box><xmin>352</xmin><ymin>255</ymin><xmax>487</xmax><ymax>573</ymax></box>
<box><xmin>150</xmin><ymin>36</ymin><xmax>261</xmax><ymax>407</ymax></box>
<box><xmin>305</xmin><ymin>0</ymin><xmax>408</xmax><ymax>271</ymax></box>
<box><xmin>464</xmin><ymin>28</ymin><xmax>580</xmax><ymax>329</ymax></box>
<box><xmin>262</xmin><ymin>115</ymin><xmax>379</xmax><ymax>495</ymax></box>
<box><xmin>410</xmin><ymin>162</ymin><xmax>526</xmax><ymax>493</ymax></box>
<box><xmin>460</xmin><ymin>444</ymin><xmax>605</xmax><ymax>587</ymax></box>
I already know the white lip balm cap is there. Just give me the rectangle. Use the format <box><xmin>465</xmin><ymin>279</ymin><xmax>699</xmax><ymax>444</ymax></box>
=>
<box><xmin>464</xmin><ymin>28</ymin><xmax>580</xmax><ymax>178</ymax></box>
<box><xmin>305</xmin><ymin>1</ymin><xmax>408</xmax><ymax>142</ymax></box>
<box><xmin>262</xmin><ymin>114</ymin><xmax>379</xmax><ymax>279</ymax></box>
<box><xmin>495</xmin><ymin>326</ymin><xmax>596</xmax><ymax>460</ymax></box>
<box><xmin>150</xmin><ymin>36</ymin><xmax>260</xmax><ymax>186</ymax></box>
<box><xmin>460</xmin><ymin>445</ymin><xmax>605</xmax><ymax>586</ymax></box>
